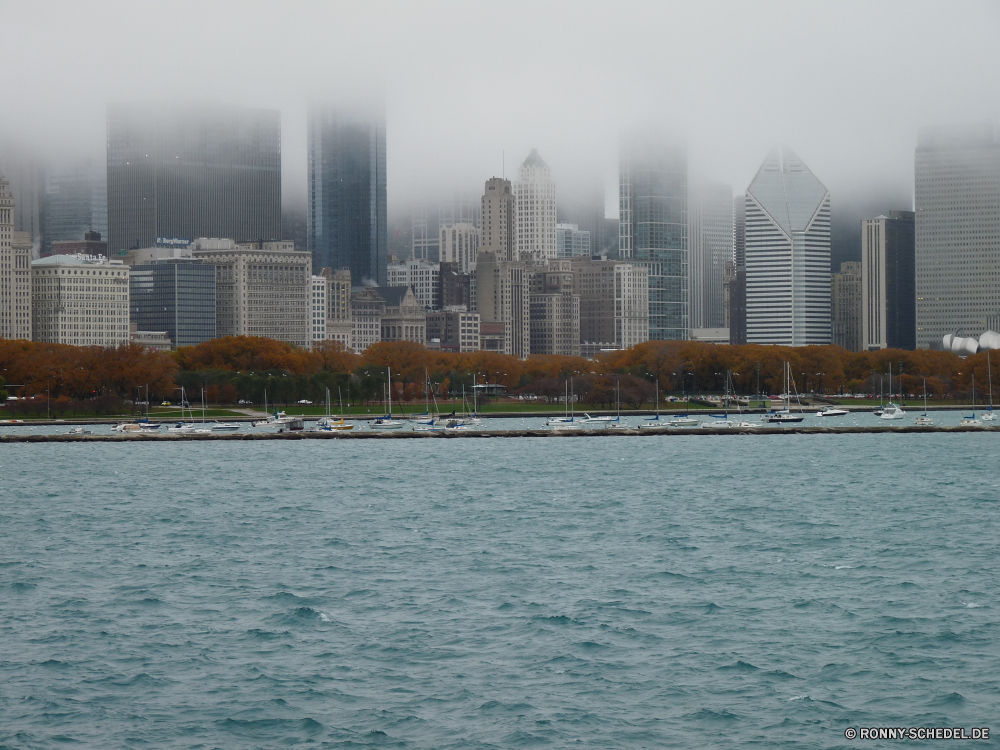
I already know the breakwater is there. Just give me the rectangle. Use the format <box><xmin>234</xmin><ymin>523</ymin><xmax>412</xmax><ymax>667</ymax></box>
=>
<box><xmin>3</xmin><ymin>424</ymin><xmax>998</xmax><ymax>442</ymax></box>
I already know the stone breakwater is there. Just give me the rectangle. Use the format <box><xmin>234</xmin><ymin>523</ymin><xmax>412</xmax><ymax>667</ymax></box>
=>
<box><xmin>2</xmin><ymin>425</ymin><xmax>999</xmax><ymax>442</ymax></box>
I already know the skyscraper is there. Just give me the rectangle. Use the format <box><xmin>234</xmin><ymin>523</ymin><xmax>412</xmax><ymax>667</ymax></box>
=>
<box><xmin>515</xmin><ymin>149</ymin><xmax>557</xmax><ymax>261</ymax></box>
<box><xmin>106</xmin><ymin>103</ymin><xmax>282</xmax><ymax>255</ymax></box>
<box><xmin>863</xmin><ymin>211</ymin><xmax>916</xmax><ymax>350</ymax></box>
<box><xmin>831</xmin><ymin>261</ymin><xmax>862</xmax><ymax>352</ymax></box>
<box><xmin>0</xmin><ymin>173</ymin><xmax>33</xmax><ymax>340</ymax></box>
<box><xmin>688</xmin><ymin>182</ymin><xmax>733</xmax><ymax>330</ymax></box>
<box><xmin>43</xmin><ymin>159</ymin><xmax>107</xmax><ymax>255</ymax></box>
<box><xmin>439</xmin><ymin>222</ymin><xmax>480</xmax><ymax>274</ymax></box>
<box><xmin>915</xmin><ymin>124</ymin><xmax>1000</xmax><ymax>348</ymax></box>
<box><xmin>744</xmin><ymin>147</ymin><xmax>831</xmax><ymax>346</ymax></box>
<box><xmin>481</xmin><ymin>177</ymin><xmax>515</xmax><ymax>262</ymax></box>
<box><xmin>129</xmin><ymin>259</ymin><xmax>217</xmax><ymax>347</ymax></box>
<box><xmin>307</xmin><ymin>103</ymin><xmax>387</xmax><ymax>286</ymax></box>
<box><xmin>619</xmin><ymin>133</ymin><xmax>688</xmax><ymax>340</ymax></box>
<box><xmin>732</xmin><ymin>194</ymin><xmax>746</xmax><ymax>268</ymax></box>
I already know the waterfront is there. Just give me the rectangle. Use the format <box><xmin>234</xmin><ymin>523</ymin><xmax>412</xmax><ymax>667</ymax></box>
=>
<box><xmin>1</xmin><ymin>436</ymin><xmax>998</xmax><ymax>748</ymax></box>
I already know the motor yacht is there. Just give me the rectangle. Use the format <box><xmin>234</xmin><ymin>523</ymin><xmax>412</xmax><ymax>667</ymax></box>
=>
<box><xmin>815</xmin><ymin>406</ymin><xmax>848</xmax><ymax>417</ymax></box>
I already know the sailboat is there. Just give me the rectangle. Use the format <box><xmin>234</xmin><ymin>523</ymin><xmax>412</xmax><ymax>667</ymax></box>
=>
<box><xmin>581</xmin><ymin>382</ymin><xmax>616</xmax><ymax>427</ymax></box>
<box><xmin>415</xmin><ymin>370</ymin><xmax>439</xmax><ymax>425</ymax></box>
<box><xmin>371</xmin><ymin>369</ymin><xmax>405</xmax><ymax>429</ymax></box>
<box><xmin>960</xmin><ymin>373</ymin><xmax>981</xmax><ymax>426</ymax></box>
<box><xmin>317</xmin><ymin>387</ymin><xmax>354</xmax><ymax>431</ymax></box>
<box><xmin>667</xmin><ymin>384</ymin><xmax>701</xmax><ymax>427</ymax></box>
<box><xmin>640</xmin><ymin>381</ymin><xmax>668</xmax><ymax>429</ymax></box>
<box><xmin>983</xmin><ymin>352</ymin><xmax>996</xmax><ymax>421</ymax></box>
<box><xmin>167</xmin><ymin>387</ymin><xmax>203</xmax><ymax>433</ymax></box>
<box><xmin>914</xmin><ymin>379</ymin><xmax>934</xmax><ymax>426</ymax></box>
<box><xmin>546</xmin><ymin>379</ymin><xmax>577</xmax><ymax>427</ymax></box>
<box><xmin>880</xmin><ymin>364</ymin><xmax>905</xmax><ymax>420</ymax></box>
<box><xmin>765</xmin><ymin>363</ymin><xmax>805</xmax><ymax>423</ymax></box>
<box><xmin>607</xmin><ymin>379</ymin><xmax>628</xmax><ymax>429</ymax></box>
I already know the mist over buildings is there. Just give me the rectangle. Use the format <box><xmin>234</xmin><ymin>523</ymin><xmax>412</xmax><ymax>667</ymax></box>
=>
<box><xmin>2</xmin><ymin>0</ymin><xmax>999</xmax><ymax>266</ymax></box>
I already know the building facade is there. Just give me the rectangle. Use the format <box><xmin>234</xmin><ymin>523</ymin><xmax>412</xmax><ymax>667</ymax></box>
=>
<box><xmin>43</xmin><ymin>159</ymin><xmax>107</xmax><ymax>256</ymax></box>
<box><xmin>439</xmin><ymin>222</ymin><xmax>480</xmax><ymax>274</ymax></box>
<box><xmin>481</xmin><ymin>178</ymin><xmax>516</xmax><ymax>263</ymax></box>
<box><xmin>307</xmin><ymin>103</ymin><xmax>387</xmax><ymax>286</ymax></box>
<box><xmin>474</xmin><ymin>252</ymin><xmax>531</xmax><ymax>357</ymax></box>
<box><xmin>1</xmin><ymin>173</ymin><xmax>33</xmax><ymax>340</ymax></box>
<box><xmin>529</xmin><ymin>261</ymin><xmax>580</xmax><ymax>356</ymax></box>
<box><xmin>380</xmin><ymin>286</ymin><xmax>426</xmax><ymax>345</ymax></box>
<box><xmin>387</xmin><ymin>259</ymin><xmax>440</xmax><ymax>310</ymax></box>
<box><xmin>426</xmin><ymin>309</ymin><xmax>480</xmax><ymax>352</ymax></box>
<box><xmin>570</xmin><ymin>256</ymin><xmax>649</xmax><ymax>350</ymax></box>
<box><xmin>350</xmin><ymin>287</ymin><xmax>385</xmax><ymax>353</ymax></box>
<box><xmin>191</xmin><ymin>239</ymin><xmax>310</xmax><ymax>347</ymax></box>
<box><xmin>107</xmin><ymin>103</ymin><xmax>281</xmax><ymax>255</ymax></box>
<box><xmin>728</xmin><ymin>266</ymin><xmax>747</xmax><ymax>345</ymax></box>
<box><xmin>915</xmin><ymin>124</ymin><xmax>1000</xmax><ymax>348</ymax></box>
<box><xmin>863</xmin><ymin>211</ymin><xmax>916</xmax><ymax>350</ymax></box>
<box><xmin>831</xmin><ymin>261</ymin><xmax>862</xmax><ymax>352</ymax></box>
<box><xmin>619</xmin><ymin>133</ymin><xmax>688</xmax><ymax>340</ymax></box>
<box><xmin>689</xmin><ymin>182</ymin><xmax>734</xmax><ymax>329</ymax></box>
<box><xmin>130</xmin><ymin>258</ymin><xmax>216</xmax><ymax>347</ymax></box>
<box><xmin>556</xmin><ymin>223</ymin><xmax>592</xmax><ymax>258</ymax></box>
<box><xmin>320</xmin><ymin>267</ymin><xmax>352</xmax><ymax>350</ymax></box>
<box><xmin>745</xmin><ymin>147</ymin><xmax>831</xmax><ymax>346</ymax></box>
<box><xmin>31</xmin><ymin>255</ymin><xmax>130</xmax><ymax>346</ymax></box>
<box><xmin>515</xmin><ymin>149</ymin><xmax>557</xmax><ymax>261</ymax></box>
<box><xmin>440</xmin><ymin>262</ymin><xmax>472</xmax><ymax>310</ymax></box>
<box><xmin>310</xmin><ymin>275</ymin><xmax>327</xmax><ymax>345</ymax></box>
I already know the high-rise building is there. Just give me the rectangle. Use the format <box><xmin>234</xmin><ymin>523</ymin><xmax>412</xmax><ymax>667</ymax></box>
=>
<box><xmin>439</xmin><ymin>262</ymin><xmax>472</xmax><ymax>311</ymax></box>
<box><xmin>0</xmin><ymin>148</ymin><xmax>43</xmax><ymax>252</ymax></box>
<box><xmin>529</xmin><ymin>260</ymin><xmax>580</xmax><ymax>356</ymax></box>
<box><xmin>481</xmin><ymin>178</ymin><xmax>516</xmax><ymax>262</ymax></box>
<box><xmin>379</xmin><ymin>287</ymin><xmax>426</xmax><ymax>345</ymax></box>
<box><xmin>190</xmin><ymin>238</ymin><xmax>310</xmax><ymax>347</ymax></box>
<box><xmin>50</xmin><ymin>231</ymin><xmax>108</xmax><ymax>259</ymax></box>
<box><xmin>350</xmin><ymin>287</ymin><xmax>385</xmax><ymax>353</ymax></box>
<box><xmin>515</xmin><ymin>150</ymin><xmax>557</xmax><ymax>261</ymax></box>
<box><xmin>474</xmin><ymin>251</ymin><xmax>530</xmax><ymax>357</ymax></box>
<box><xmin>689</xmin><ymin>182</ymin><xmax>733</xmax><ymax>329</ymax></box>
<box><xmin>387</xmin><ymin>259</ymin><xmax>440</xmax><ymax>310</ymax></box>
<box><xmin>307</xmin><ymin>103</ymin><xmax>387</xmax><ymax>286</ymax></box>
<box><xmin>745</xmin><ymin>147</ymin><xmax>831</xmax><ymax>346</ymax></box>
<box><xmin>831</xmin><ymin>261</ymin><xmax>862</xmax><ymax>352</ymax></box>
<box><xmin>439</xmin><ymin>223</ymin><xmax>480</xmax><ymax>274</ymax></box>
<box><xmin>559</xmin><ymin>187</ymin><xmax>617</xmax><ymax>257</ymax></box>
<box><xmin>862</xmin><ymin>211</ymin><xmax>916</xmax><ymax>350</ymax></box>
<box><xmin>0</xmin><ymin>175</ymin><xmax>33</xmax><ymax>341</ymax></box>
<box><xmin>915</xmin><ymin>124</ymin><xmax>1000</xmax><ymax>348</ymax></box>
<box><xmin>619</xmin><ymin>133</ymin><xmax>688</xmax><ymax>340</ymax></box>
<box><xmin>411</xmin><ymin>207</ymin><xmax>439</xmax><ymax>263</ymax></box>
<box><xmin>733</xmin><ymin>195</ymin><xmax>746</xmax><ymax>268</ymax></box>
<box><xmin>570</xmin><ymin>256</ymin><xmax>649</xmax><ymax>351</ymax></box>
<box><xmin>556</xmin><ymin>223</ymin><xmax>591</xmax><ymax>258</ymax></box>
<box><xmin>42</xmin><ymin>159</ymin><xmax>107</xmax><ymax>255</ymax></box>
<box><xmin>426</xmin><ymin>309</ymin><xmax>480</xmax><ymax>352</ymax></box>
<box><xmin>320</xmin><ymin>267</ymin><xmax>352</xmax><ymax>350</ymax></box>
<box><xmin>130</xmin><ymin>259</ymin><xmax>216</xmax><ymax>347</ymax></box>
<box><xmin>309</xmin><ymin>275</ymin><xmax>327</xmax><ymax>345</ymax></box>
<box><xmin>728</xmin><ymin>267</ymin><xmax>747</xmax><ymax>345</ymax></box>
<box><xmin>31</xmin><ymin>255</ymin><xmax>130</xmax><ymax>346</ymax></box>
<box><xmin>106</xmin><ymin>103</ymin><xmax>281</xmax><ymax>255</ymax></box>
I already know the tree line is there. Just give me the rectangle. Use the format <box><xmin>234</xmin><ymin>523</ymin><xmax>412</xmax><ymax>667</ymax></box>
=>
<box><xmin>1</xmin><ymin>336</ymin><xmax>996</xmax><ymax>409</ymax></box>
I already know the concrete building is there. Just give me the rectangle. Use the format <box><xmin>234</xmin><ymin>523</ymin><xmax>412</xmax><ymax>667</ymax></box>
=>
<box><xmin>556</xmin><ymin>223</ymin><xmax>591</xmax><ymax>258</ymax></box>
<box><xmin>50</xmin><ymin>231</ymin><xmax>108</xmax><ymax>260</ymax></box>
<box><xmin>42</xmin><ymin>159</ymin><xmax>107</xmax><ymax>256</ymax></box>
<box><xmin>439</xmin><ymin>222</ymin><xmax>480</xmax><ymax>274</ymax></box>
<box><xmin>530</xmin><ymin>260</ymin><xmax>580</xmax><ymax>356</ymax></box>
<box><xmin>387</xmin><ymin>259</ymin><xmax>439</xmax><ymax>310</ymax></box>
<box><xmin>619</xmin><ymin>133</ymin><xmax>688</xmax><ymax>340</ymax></box>
<box><xmin>307</xmin><ymin>103</ymin><xmax>387</xmax><ymax>286</ymax></box>
<box><xmin>31</xmin><ymin>254</ymin><xmax>130</xmax><ymax>346</ymax></box>
<box><xmin>310</xmin><ymin>275</ymin><xmax>327</xmax><ymax>345</ymax></box>
<box><xmin>733</xmin><ymin>194</ymin><xmax>746</xmax><ymax>269</ymax></box>
<box><xmin>515</xmin><ymin>150</ymin><xmax>557</xmax><ymax>261</ymax></box>
<box><xmin>320</xmin><ymin>267</ymin><xmax>352</xmax><ymax>350</ymax></box>
<box><xmin>481</xmin><ymin>178</ymin><xmax>516</xmax><ymax>263</ymax></box>
<box><xmin>1</xmin><ymin>173</ymin><xmax>33</xmax><ymax>341</ymax></box>
<box><xmin>745</xmin><ymin>147</ymin><xmax>831</xmax><ymax>346</ymax></box>
<box><xmin>689</xmin><ymin>182</ymin><xmax>734</xmax><ymax>330</ymax></box>
<box><xmin>863</xmin><ymin>212</ymin><xmax>916</xmax><ymax>350</ymax></box>
<box><xmin>191</xmin><ymin>238</ymin><xmax>310</xmax><ymax>347</ymax></box>
<box><xmin>107</xmin><ymin>103</ymin><xmax>281</xmax><ymax>255</ymax></box>
<box><xmin>380</xmin><ymin>286</ymin><xmax>426</xmax><ymax>345</ymax></box>
<box><xmin>728</xmin><ymin>266</ymin><xmax>747</xmax><ymax>345</ymax></box>
<box><xmin>130</xmin><ymin>258</ymin><xmax>216</xmax><ymax>347</ymax></box>
<box><xmin>0</xmin><ymin>149</ymin><xmax>43</xmax><ymax>252</ymax></box>
<box><xmin>411</xmin><ymin>207</ymin><xmax>439</xmax><ymax>263</ymax></box>
<box><xmin>570</xmin><ymin>256</ymin><xmax>649</xmax><ymax>350</ymax></box>
<box><xmin>474</xmin><ymin>251</ymin><xmax>531</xmax><ymax>357</ymax></box>
<box><xmin>426</xmin><ymin>309</ymin><xmax>480</xmax><ymax>352</ymax></box>
<box><xmin>915</xmin><ymin>124</ymin><xmax>1000</xmax><ymax>348</ymax></box>
<box><xmin>831</xmin><ymin>261</ymin><xmax>862</xmax><ymax>352</ymax></box>
<box><xmin>689</xmin><ymin>328</ymin><xmax>731</xmax><ymax>345</ymax></box>
<box><xmin>130</xmin><ymin>325</ymin><xmax>172</xmax><ymax>352</ymax></box>
<box><xmin>350</xmin><ymin>287</ymin><xmax>385</xmax><ymax>353</ymax></box>
<box><xmin>440</xmin><ymin>262</ymin><xmax>472</xmax><ymax>310</ymax></box>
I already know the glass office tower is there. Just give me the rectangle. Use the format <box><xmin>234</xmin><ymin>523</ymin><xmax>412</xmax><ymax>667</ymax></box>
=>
<box><xmin>307</xmin><ymin>104</ymin><xmax>387</xmax><ymax>286</ymax></box>
<box><xmin>619</xmin><ymin>133</ymin><xmax>688</xmax><ymax>340</ymax></box>
<box><xmin>129</xmin><ymin>259</ymin><xmax>217</xmax><ymax>347</ymax></box>
<box><xmin>107</xmin><ymin>103</ymin><xmax>281</xmax><ymax>255</ymax></box>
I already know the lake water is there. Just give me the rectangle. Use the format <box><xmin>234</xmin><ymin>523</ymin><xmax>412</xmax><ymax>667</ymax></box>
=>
<box><xmin>1</xmin><ymin>434</ymin><xmax>998</xmax><ymax>748</ymax></box>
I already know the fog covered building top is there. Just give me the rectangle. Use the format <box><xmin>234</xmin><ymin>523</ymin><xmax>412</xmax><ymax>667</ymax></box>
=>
<box><xmin>744</xmin><ymin>146</ymin><xmax>831</xmax><ymax>346</ymax></box>
<box><xmin>515</xmin><ymin>149</ymin><xmax>557</xmax><ymax>261</ymax></box>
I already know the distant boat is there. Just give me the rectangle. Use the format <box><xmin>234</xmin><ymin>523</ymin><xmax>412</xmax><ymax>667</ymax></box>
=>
<box><xmin>815</xmin><ymin>405</ymin><xmax>848</xmax><ymax>417</ymax></box>
<box><xmin>371</xmin><ymin>368</ymin><xmax>405</xmax><ymax>430</ymax></box>
<box><xmin>547</xmin><ymin>379</ymin><xmax>577</xmax><ymax>427</ymax></box>
<box><xmin>880</xmin><ymin>364</ymin><xmax>906</xmax><ymax>420</ymax></box>
<box><xmin>983</xmin><ymin>352</ymin><xmax>996</xmax><ymax>421</ymax></box>
<box><xmin>640</xmin><ymin>381</ymin><xmax>669</xmax><ymax>428</ymax></box>
<box><xmin>915</xmin><ymin>379</ymin><xmax>934</xmax><ymax>426</ymax></box>
<box><xmin>960</xmin><ymin>373</ymin><xmax>981</xmax><ymax>426</ymax></box>
<box><xmin>764</xmin><ymin>363</ymin><xmax>805</xmax><ymax>423</ymax></box>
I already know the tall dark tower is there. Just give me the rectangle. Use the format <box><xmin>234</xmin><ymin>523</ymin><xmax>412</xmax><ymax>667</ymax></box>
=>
<box><xmin>306</xmin><ymin>103</ymin><xmax>387</xmax><ymax>286</ymax></box>
<box><xmin>106</xmin><ymin>103</ymin><xmax>281</xmax><ymax>255</ymax></box>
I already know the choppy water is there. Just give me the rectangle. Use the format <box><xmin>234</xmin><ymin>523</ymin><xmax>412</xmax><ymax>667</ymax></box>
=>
<box><xmin>1</xmin><ymin>435</ymin><xmax>998</xmax><ymax>748</ymax></box>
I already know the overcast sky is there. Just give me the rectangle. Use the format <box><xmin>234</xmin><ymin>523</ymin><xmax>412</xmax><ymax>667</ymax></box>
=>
<box><xmin>4</xmin><ymin>0</ymin><xmax>999</xmax><ymax>216</ymax></box>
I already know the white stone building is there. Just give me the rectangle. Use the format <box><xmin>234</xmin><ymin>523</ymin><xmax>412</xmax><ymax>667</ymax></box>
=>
<box><xmin>514</xmin><ymin>149</ymin><xmax>557</xmax><ymax>261</ymax></box>
<box><xmin>386</xmin><ymin>259</ymin><xmax>439</xmax><ymax>310</ymax></box>
<box><xmin>0</xmin><ymin>174</ymin><xmax>33</xmax><ymax>340</ymax></box>
<box><xmin>310</xmin><ymin>275</ymin><xmax>327</xmax><ymax>345</ymax></box>
<box><xmin>31</xmin><ymin>254</ymin><xmax>130</xmax><ymax>346</ymax></box>
<box><xmin>439</xmin><ymin>222</ymin><xmax>480</xmax><ymax>274</ymax></box>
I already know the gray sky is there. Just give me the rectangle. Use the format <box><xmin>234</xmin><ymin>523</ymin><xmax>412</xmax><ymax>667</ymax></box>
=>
<box><xmin>4</xmin><ymin>0</ymin><xmax>1000</xmax><ymax>216</ymax></box>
